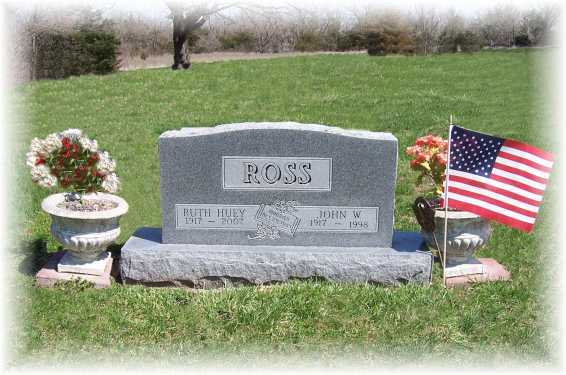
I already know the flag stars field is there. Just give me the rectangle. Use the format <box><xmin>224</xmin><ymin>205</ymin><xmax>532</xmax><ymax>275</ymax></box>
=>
<box><xmin>446</xmin><ymin>125</ymin><xmax>553</xmax><ymax>233</ymax></box>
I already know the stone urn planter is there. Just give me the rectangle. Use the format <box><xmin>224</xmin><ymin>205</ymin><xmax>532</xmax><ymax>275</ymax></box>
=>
<box><xmin>41</xmin><ymin>193</ymin><xmax>128</xmax><ymax>274</ymax></box>
<box><xmin>413</xmin><ymin>197</ymin><xmax>492</xmax><ymax>275</ymax></box>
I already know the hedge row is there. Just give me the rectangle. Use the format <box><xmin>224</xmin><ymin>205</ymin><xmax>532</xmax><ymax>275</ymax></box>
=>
<box><xmin>32</xmin><ymin>28</ymin><xmax>120</xmax><ymax>80</ymax></box>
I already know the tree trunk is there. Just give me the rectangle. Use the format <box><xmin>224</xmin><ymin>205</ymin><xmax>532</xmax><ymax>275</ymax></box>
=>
<box><xmin>172</xmin><ymin>14</ymin><xmax>188</xmax><ymax>69</ymax></box>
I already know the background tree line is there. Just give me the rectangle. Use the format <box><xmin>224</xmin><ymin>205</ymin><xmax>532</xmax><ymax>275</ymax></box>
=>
<box><xmin>9</xmin><ymin>2</ymin><xmax>560</xmax><ymax>82</ymax></box>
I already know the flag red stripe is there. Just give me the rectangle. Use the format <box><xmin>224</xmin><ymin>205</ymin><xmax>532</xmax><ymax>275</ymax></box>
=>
<box><xmin>447</xmin><ymin>199</ymin><xmax>534</xmax><ymax>232</ymax></box>
<box><xmin>490</xmin><ymin>173</ymin><xmax>546</xmax><ymax>195</ymax></box>
<box><xmin>497</xmin><ymin>151</ymin><xmax>553</xmax><ymax>173</ymax></box>
<box><xmin>447</xmin><ymin>186</ymin><xmax>538</xmax><ymax>218</ymax></box>
<box><xmin>449</xmin><ymin>175</ymin><xmax>542</xmax><ymax>207</ymax></box>
<box><xmin>493</xmin><ymin>162</ymin><xmax>549</xmax><ymax>184</ymax></box>
<box><xmin>503</xmin><ymin>139</ymin><xmax>554</xmax><ymax>161</ymax></box>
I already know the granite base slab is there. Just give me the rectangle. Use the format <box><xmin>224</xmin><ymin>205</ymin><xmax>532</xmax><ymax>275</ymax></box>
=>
<box><xmin>446</xmin><ymin>258</ymin><xmax>510</xmax><ymax>287</ymax></box>
<box><xmin>120</xmin><ymin>227</ymin><xmax>433</xmax><ymax>288</ymax></box>
<box><xmin>36</xmin><ymin>251</ymin><xmax>113</xmax><ymax>289</ymax></box>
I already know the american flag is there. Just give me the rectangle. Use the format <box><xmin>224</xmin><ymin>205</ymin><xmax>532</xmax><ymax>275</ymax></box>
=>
<box><xmin>445</xmin><ymin>125</ymin><xmax>553</xmax><ymax>232</ymax></box>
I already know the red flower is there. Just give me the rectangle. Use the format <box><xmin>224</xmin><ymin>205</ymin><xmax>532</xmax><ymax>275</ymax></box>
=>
<box><xmin>87</xmin><ymin>153</ymin><xmax>99</xmax><ymax>166</ymax></box>
<box><xmin>415</xmin><ymin>151</ymin><xmax>431</xmax><ymax>163</ymax></box>
<box><xmin>410</xmin><ymin>159</ymin><xmax>420</xmax><ymax>169</ymax></box>
<box><xmin>35</xmin><ymin>158</ymin><xmax>45</xmax><ymax>165</ymax></box>
<box><xmin>415</xmin><ymin>135</ymin><xmax>435</xmax><ymax>147</ymax></box>
<box><xmin>62</xmin><ymin>137</ymin><xmax>71</xmax><ymax>150</ymax></box>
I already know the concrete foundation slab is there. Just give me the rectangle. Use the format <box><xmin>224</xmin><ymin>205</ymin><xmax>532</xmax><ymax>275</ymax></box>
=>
<box><xmin>36</xmin><ymin>251</ymin><xmax>113</xmax><ymax>289</ymax></box>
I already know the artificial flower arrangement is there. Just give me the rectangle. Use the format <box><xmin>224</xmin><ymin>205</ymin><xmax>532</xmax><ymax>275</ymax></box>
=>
<box><xmin>26</xmin><ymin>129</ymin><xmax>120</xmax><ymax>206</ymax></box>
<box><xmin>405</xmin><ymin>134</ymin><xmax>448</xmax><ymax>201</ymax></box>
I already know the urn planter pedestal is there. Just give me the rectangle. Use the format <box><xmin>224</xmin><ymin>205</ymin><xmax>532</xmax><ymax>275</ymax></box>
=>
<box><xmin>40</xmin><ymin>193</ymin><xmax>128</xmax><ymax>280</ymax></box>
<box><xmin>413</xmin><ymin>197</ymin><xmax>511</xmax><ymax>286</ymax></box>
<box><xmin>421</xmin><ymin>209</ymin><xmax>492</xmax><ymax>277</ymax></box>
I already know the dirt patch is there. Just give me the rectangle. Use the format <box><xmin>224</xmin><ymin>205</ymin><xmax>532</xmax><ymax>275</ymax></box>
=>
<box><xmin>119</xmin><ymin>51</ymin><xmax>366</xmax><ymax>71</ymax></box>
<box><xmin>57</xmin><ymin>198</ymin><xmax>118</xmax><ymax>212</ymax></box>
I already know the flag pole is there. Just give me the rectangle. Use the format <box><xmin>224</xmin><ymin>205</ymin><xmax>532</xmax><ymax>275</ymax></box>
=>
<box><xmin>443</xmin><ymin>116</ymin><xmax>454</xmax><ymax>288</ymax></box>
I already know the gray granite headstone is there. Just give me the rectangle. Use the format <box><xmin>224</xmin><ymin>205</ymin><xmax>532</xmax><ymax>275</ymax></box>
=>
<box><xmin>159</xmin><ymin>122</ymin><xmax>397</xmax><ymax>247</ymax></box>
<box><xmin>120</xmin><ymin>122</ymin><xmax>432</xmax><ymax>287</ymax></box>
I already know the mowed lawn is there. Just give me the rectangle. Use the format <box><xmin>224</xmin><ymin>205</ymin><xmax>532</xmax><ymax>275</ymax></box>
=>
<box><xmin>9</xmin><ymin>50</ymin><xmax>558</xmax><ymax>366</ymax></box>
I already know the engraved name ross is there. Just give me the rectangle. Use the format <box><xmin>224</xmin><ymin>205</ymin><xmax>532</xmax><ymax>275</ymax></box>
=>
<box><xmin>243</xmin><ymin>161</ymin><xmax>312</xmax><ymax>185</ymax></box>
<box><xmin>222</xmin><ymin>157</ymin><xmax>332</xmax><ymax>191</ymax></box>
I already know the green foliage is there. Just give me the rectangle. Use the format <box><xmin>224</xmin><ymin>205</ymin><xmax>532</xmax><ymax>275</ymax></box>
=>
<box><xmin>75</xmin><ymin>27</ymin><xmax>121</xmax><ymax>74</ymax></box>
<box><xmin>514</xmin><ymin>34</ymin><xmax>531</xmax><ymax>47</ymax></box>
<box><xmin>218</xmin><ymin>31</ymin><xmax>256</xmax><ymax>52</ymax></box>
<box><xmin>439</xmin><ymin>31</ymin><xmax>483</xmax><ymax>53</ymax></box>
<box><xmin>32</xmin><ymin>28</ymin><xmax>120</xmax><ymax>80</ymax></box>
<box><xmin>367</xmin><ymin>28</ymin><xmax>415</xmax><ymax>56</ymax></box>
<box><xmin>294</xmin><ymin>32</ymin><xmax>323</xmax><ymax>52</ymax></box>
<box><xmin>12</xmin><ymin>50</ymin><xmax>556</xmax><ymax>365</ymax></box>
<box><xmin>337</xmin><ymin>31</ymin><xmax>366</xmax><ymax>51</ymax></box>
<box><xmin>40</xmin><ymin>138</ymin><xmax>103</xmax><ymax>193</ymax></box>
<box><xmin>366</xmin><ymin>32</ymin><xmax>385</xmax><ymax>56</ymax></box>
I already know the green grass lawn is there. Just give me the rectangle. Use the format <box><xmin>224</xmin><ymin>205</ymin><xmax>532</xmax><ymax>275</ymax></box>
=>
<box><xmin>9</xmin><ymin>50</ymin><xmax>559</xmax><ymax>367</ymax></box>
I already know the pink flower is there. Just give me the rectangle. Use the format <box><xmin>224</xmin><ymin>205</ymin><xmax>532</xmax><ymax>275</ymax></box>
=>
<box><xmin>435</xmin><ymin>152</ymin><xmax>447</xmax><ymax>166</ymax></box>
<box><xmin>406</xmin><ymin>145</ymin><xmax>421</xmax><ymax>156</ymax></box>
<box><xmin>415</xmin><ymin>151</ymin><xmax>431</xmax><ymax>163</ymax></box>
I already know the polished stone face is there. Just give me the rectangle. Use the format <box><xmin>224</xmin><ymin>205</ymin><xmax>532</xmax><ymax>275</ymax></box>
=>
<box><xmin>159</xmin><ymin>122</ymin><xmax>398</xmax><ymax>247</ymax></box>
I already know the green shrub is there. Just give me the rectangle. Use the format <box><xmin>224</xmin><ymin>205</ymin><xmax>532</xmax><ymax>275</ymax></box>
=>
<box><xmin>32</xmin><ymin>28</ymin><xmax>120</xmax><ymax>80</ymax></box>
<box><xmin>514</xmin><ymin>33</ymin><xmax>531</xmax><ymax>47</ymax></box>
<box><xmin>366</xmin><ymin>32</ymin><xmax>385</xmax><ymax>56</ymax></box>
<box><xmin>367</xmin><ymin>28</ymin><xmax>415</xmax><ymax>56</ymax></box>
<box><xmin>74</xmin><ymin>27</ymin><xmax>121</xmax><ymax>74</ymax></box>
<box><xmin>294</xmin><ymin>32</ymin><xmax>323</xmax><ymax>52</ymax></box>
<box><xmin>438</xmin><ymin>31</ymin><xmax>482</xmax><ymax>53</ymax></box>
<box><xmin>337</xmin><ymin>31</ymin><xmax>366</xmax><ymax>51</ymax></box>
<box><xmin>218</xmin><ymin>31</ymin><xmax>255</xmax><ymax>52</ymax></box>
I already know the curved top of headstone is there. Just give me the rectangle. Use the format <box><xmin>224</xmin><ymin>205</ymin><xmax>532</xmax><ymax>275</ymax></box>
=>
<box><xmin>160</xmin><ymin>122</ymin><xmax>397</xmax><ymax>141</ymax></box>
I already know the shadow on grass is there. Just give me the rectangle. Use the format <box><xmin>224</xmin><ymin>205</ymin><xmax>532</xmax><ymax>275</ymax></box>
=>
<box><xmin>17</xmin><ymin>237</ymin><xmax>52</xmax><ymax>276</ymax></box>
<box><xmin>108</xmin><ymin>243</ymin><xmax>124</xmax><ymax>282</ymax></box>
<box><xmin>17</xmin><ymin>239</ymin><xmax>125</xmax><ymax>280</ymax></box>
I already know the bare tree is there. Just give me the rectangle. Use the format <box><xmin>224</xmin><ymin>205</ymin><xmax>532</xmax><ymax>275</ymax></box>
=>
<box><xmin>165</xmin><ymin>1</ymin><xmax>234</xmax><ymax>69</ymax></box>
<box><xmin>237</xmin><ymin>5</ymin><xmax>282</xmax><ymax>53</ymax></box>
<box><xmin>521</xmin><ymin>3</ymin><xmax>560</xmax><ymax>46</ymax></box>
<box><xmin>411</xmin><ymin>6</ymin><xmax>440</xmax><ymax>55</ymax></box>
<box><xmin>478</xmin><ymin>4</ymin><xmax>521</xmax><ymax>47</ymax></box>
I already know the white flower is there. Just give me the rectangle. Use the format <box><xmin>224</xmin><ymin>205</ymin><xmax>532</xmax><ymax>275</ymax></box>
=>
<box><xmin>79</xmin><ymin>135</ymin><xmax>98</xmax><ymax>153</ymax></box>
<box><xmin>43</xmin><ymin>133</ymin><xmax>62</xmax><ymax>154</ymax></box>
<box><xmin>26</xmin><ymin>151</ymin><xmax>39</xmax><ymax>168</ymax></box>
<box><xmin>101</xmin><ymin>173</ymin><xmax>120</xmax><ymax>193</ymax></box>
<box><xmin>29</xmin><ymin>138</ymin><xmax>46</xmax><ymax>156</ymax></box>
<box><xmin>30</xmin><ymin>164</ymin><xmax>50</xmax><ymax>181</ymax></box>
<box><xmin>30</xmin><ymin>164</ymin><xmax>57</xmax><ymax>189</ymax></box>
<box><xmin>60</xmin><ymin>128</ymin><xmax>82</xmax><ymax>140</ymax></box>
<box><xmin>96</xmin><ymin>151</ymin><xmax>116</xmax><ymax>174</ymax></box>
<box><xmin>38</xmin><ymin>173</ymin><xmax>57</xmax><ymax>189</ymax></box>
<box><xmin>29</xmin><ymin>134</ymin><xmax>61</xmax><ymax>159</ymax></box>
